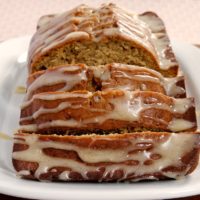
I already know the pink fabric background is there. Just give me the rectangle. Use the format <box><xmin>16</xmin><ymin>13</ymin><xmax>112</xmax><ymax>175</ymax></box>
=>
<box><xmin>0</xmin><ymin>0</ymin><xmax>200</xmax><ymax>44</ymax></box>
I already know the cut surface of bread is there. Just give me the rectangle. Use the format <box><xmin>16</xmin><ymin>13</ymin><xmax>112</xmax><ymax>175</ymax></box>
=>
<box><xmin>28</xmin><ymin>4</ymin><xmax>178</xmax><ymax>77</ymax></box>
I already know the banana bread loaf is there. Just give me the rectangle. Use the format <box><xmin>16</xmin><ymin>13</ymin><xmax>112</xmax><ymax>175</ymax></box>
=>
<box><xmin>12</xmin><ymin>3</ymin><xmax>200</xmax><ymax>182</ymax></box>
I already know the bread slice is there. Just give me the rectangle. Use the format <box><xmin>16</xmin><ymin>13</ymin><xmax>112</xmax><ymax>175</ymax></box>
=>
<box><xmin>28</xmin><ymin>4</ymin><xmax>178</xmax><ymax>77</ymax></box>
<box><xmin>27</xmin><ymin>63</ymin><xmax>186</xmax><ymax>100</ymax></box>
<box><xmin>20</xmin><ymin>90</ymin><xmax>196</xmax><ymax>134</ymax></box>
<box><xmin>13</xmin><ymin>131</ymin><xmax>200</xmax><ymax>181</ymax></box>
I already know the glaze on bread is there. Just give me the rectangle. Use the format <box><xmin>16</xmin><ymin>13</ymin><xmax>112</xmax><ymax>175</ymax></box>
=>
<box><xmin>12</xmin><ymin>3</ymin><xmax>200</xmax><ymax>182</ymax></box>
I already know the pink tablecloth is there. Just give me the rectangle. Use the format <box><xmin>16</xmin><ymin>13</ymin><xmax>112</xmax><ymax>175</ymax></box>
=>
<box><xmin>0</xmin><ymin>0</ymin><xmax>200</xmax><ymax>44</ymax></box>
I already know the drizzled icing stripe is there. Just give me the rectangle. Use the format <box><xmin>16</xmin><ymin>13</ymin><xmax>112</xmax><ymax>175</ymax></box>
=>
<box><xmin>12</xmin><ymin>133</ymin><xmax>199</xmax><ymax>181</ymax></box>
<box><xmin>138</xmin><ymin>12</ymin><xmax>178</xmax><ymax>69</ymax></box>
<box><xmin>26</xmin><ymin>64</ymin><xmax>88</xmax><ymax>100</ymax></box>
<box><xmin>21</xmin><ymin>91</ymin><xmax>91</xmax><ymax>109</ymax></box>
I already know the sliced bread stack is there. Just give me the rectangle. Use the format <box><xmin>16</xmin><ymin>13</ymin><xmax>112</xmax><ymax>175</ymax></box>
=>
<box><xmin>13</xmin><ymin>3</ymin><xmax>200</xmax><ymax>182</ymax></box>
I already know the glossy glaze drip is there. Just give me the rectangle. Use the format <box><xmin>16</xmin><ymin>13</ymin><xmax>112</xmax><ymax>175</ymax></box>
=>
<box><xmin>13</xmin><ymin>133</ymin><xmax>197</xmax><ymax>180</ymax></box>
<box><xmin>37</xmin><ymin>14</ymin><xmax>57</xmax><ymax>29</ymax></box>
<box><xmin>18</xmin><ymin>170</ymin><xmax>31</xmax><ymax>176</ymax></box>
<box><xmin>168</xmin><ymin>119</ymin><xmax>195</xmax><ymax>132</ymax></box>
<box><xmin>163</xmin><ymin>77</ymin><xmax>185</xmax><ymax>97</ymax></box>
<box><xmin>139</xmin><ymin>13</ymin><xmax>178</xmax><ymax>69</ymax></box>
<box><xmin>26</xmin><ymin>64</ymin><xmax>87</xmax><ymax>100</ymax></box>
<box><xmin>21</xmin><ymin>91</ymin><xmax>91</xmax><ymax>109</ymax></box>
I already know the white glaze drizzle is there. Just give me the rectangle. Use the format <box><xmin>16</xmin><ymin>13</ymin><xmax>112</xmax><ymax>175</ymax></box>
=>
<box><xmin>163</xmin><ymin>77</ymin><xmax>185</xmax><ymax>97</ymax></box>
<box><xmin>168</xmin><ymin>119</ymin><xmax>195</xmax><ymax>132</ymax></box>
<box><xmin>13</xmin><ymin>133</ymin><xmax>197</xmax><ymax>181</ymax></box>
<box><xmin>21</xmin><ymin>91</ymin><xmax>90</xmax><ymax>109</ymax></box>
<box><xmin>172</xmin><ymin>98</ymin><xmax>193</xmax><ymax>113</ymax></box>
<box><xmin>139</xmin><ymin>13</ymin><xmax>178</xmax><ymax>69</ymax></box>
<box><xmin>18</xmin><ymin>170</ymin><xmax>31</xmax><ymax>176</ymax></box>
<box><xmin>26</xmin><ymin>65</ymin><xmax>87</xmax><ymax>100</ymax></box>
<box><xmin>93</xmin><ymin>65</ymin><xmax>111</xmax><ymax>81</ymax></box>
<box><xmin>37</xmin><ymin>15</ymin><xmax>55</xmax><ymax>29</ymax></box>
<box><xmin>19</xmin><ymin>124</ymin><xmax>38</xmax><ymax>132</ymax></box>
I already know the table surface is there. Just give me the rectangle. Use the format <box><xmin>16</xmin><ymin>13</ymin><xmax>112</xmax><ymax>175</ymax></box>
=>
<box><xmin>0</xmin><ymin>0</ymin><xmax>200</xmax><ymax>199</ymax></box>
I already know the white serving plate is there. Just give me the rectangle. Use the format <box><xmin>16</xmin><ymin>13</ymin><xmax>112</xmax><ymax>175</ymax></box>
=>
<box><xmin>0</xmin><ymin>36</ymin><xmax>200</xmax><ymax>200</ymax></box>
